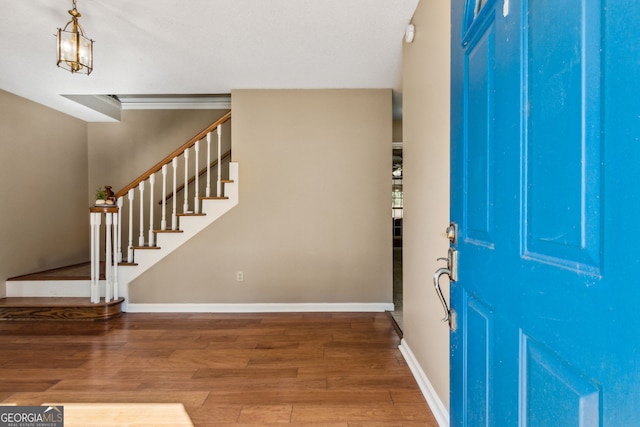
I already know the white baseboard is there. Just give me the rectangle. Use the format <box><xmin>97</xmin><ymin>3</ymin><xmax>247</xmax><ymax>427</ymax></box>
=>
<box><xmin>399</xmin><ymin>338</ymin><xmax>450</xmax><ymax>427</ymax></box>
<box><xmin>125</xmin><ymin>302</ymin><xmax>394</xmax><ymax>313</ymax></box>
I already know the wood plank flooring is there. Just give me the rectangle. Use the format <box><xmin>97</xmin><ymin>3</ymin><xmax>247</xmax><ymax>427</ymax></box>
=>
<box><xmin>0</xmin><ymin>312</ymin><xmax>437</xmax><ymax>426</ymax></box>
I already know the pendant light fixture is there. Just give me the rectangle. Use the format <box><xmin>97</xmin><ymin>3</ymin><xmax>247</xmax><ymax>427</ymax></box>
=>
<box><xmin>56</xmin><ymin>0</ymin><xmax>94</xmax><ymax>75</ymax></box>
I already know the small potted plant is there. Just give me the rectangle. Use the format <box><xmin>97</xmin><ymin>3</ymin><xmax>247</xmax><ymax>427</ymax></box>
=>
<box><xmin>95</xmin><ymin>187</ymin><xmax>108</xmax><ymax>205</ymax></box>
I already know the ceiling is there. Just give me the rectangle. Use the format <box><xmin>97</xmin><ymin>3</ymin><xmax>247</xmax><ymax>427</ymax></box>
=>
<box><xmin>0</xmin><ymin>0</ymin><xmax>419</xmax><ymax>122</ymax></box>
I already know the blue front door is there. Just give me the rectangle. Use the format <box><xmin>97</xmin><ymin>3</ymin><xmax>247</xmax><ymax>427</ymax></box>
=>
<box><xmin>450</xmin><ymin>0</ymin><xmax>640</xmax><ymax>425</ymax></box>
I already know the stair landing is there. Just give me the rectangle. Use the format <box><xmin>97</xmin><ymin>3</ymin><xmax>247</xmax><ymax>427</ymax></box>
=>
<box><xmin>4</xmin><ymin>263</ymin><xmax>123</xmax><ymax>320</ymax></box>
<box><xmin>0</xmin><ymin>297</ymin><xmax>124</xmax><ymax>320</ymax></box>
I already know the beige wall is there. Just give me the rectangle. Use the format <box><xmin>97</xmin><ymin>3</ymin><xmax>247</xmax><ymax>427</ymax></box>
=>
<box><xmin>128</xmin><ymin>89</ymin><xmax>392</xmax><ymax>304</ymax></box>
<box><xmin>402</xmin><ymin>0</ymin><xmax>452</xmax><ymax>411</ymax></box>
<box><xmin>0</xmin><ymin>89</ymin><xmax>89</xmax><ymax>292</ymax></box>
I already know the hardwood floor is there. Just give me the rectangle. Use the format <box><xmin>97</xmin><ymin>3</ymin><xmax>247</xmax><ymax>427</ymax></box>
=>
<box><xmin>0</xmin><ymin>312</ymin><xmax>437</xmax><ymax>426</ymax></box>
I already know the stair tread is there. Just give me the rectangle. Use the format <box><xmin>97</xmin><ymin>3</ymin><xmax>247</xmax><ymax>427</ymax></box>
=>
<box><xmin>7</xmin><ymin>262</ymin><xmax>94</xmax><ymax>281</ymax></box>
<box><xmin>199</xmin><ymin>196</ymin><xmax>229</xmax><ymax>200</ymax></box>
<box><xmin>176</xmin><ymin>213</ymin><xmax>206</xmax><ymax>216</ymax></box>
<box><xmin>154</xmin><ymin>229</ymin><xmax>184</xmax><ymax>233</ymax></box>
<box><xmin>131</xmin><ymin>246</ymin><xmax>161</xmax><ymax>250</ymax></box>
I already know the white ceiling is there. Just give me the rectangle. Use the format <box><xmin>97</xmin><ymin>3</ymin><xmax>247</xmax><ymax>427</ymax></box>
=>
<box><xmin>0</xmin><ymin>0</ymin><xmax>419</xmax><ymax>122</ymax></box>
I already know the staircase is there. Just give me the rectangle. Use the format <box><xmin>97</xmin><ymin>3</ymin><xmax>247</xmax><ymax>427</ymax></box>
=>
<box><xmin>2</xmin><ymin>112</ymin><xmax>237</xmax><ymax>319</ymax></box>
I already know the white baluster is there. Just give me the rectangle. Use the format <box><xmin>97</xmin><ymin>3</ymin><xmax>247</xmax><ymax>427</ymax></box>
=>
<box><xmin>217</xmin><ymin>125</ymin><xmax>222</xmax><ymax>197</ymax></box>
<box><xmin>194</xmin><ymin>140</ymin><xmax>200</xmax><ymax>214</ymax></box>
<box><xmin>127</xmin><ymin>189</ymin><xmax>135</xmax><ymax>262</ymax></box>
<box><xmin>138</xmin><ymin>181</ymin><xmax>145</xmax><ymax>246</ymax></box>
<box><xmin>161</xmin><ymin>164</ymin><xmax>168</xmax><ymax>231</ymax></box>
<box><xmin>94</xmin><ymin>212</ymin><xmax>101</xmax><ymax>303</ymax></box>
<box><xmin>206</xmin><ymin>132</ymin><xmax>212</xmax><ymax>197</ymax></box>
<box><xmin>183</xmin><ymin>148</ymin><xmax>190</xmax><ymax>213</ymax></box>
<box><xmin>105</xmin><ymin>212</ymin><xmax>113</xmax><ymax>302</ymax></box>
<box><xmin>112</xmin><ymin>210</ymin><xmax>119</xmax><ymax>299</ymax></box>
<box><xmin>90</xmin><ymin>211</ymin><xmax>101</xmax><ymax>304</ymax></box>
<box><xmin>172</xmin><ymin>157</ymin><xmax>178</xmax><ymax>230</ymax></box>
<box><xmin>148</xmin><ymin>173</ymin><xmax>155</xmax><ymax>247</ymax></box>
<box><xmin>116</xmin><ymin>197</ymin><xmax>123</xmax><ymax>263</ymax></box>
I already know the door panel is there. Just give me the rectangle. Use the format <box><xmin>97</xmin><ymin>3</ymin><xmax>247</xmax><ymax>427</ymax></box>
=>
<box><xmin>521</xmin><ymin>334</ymin><xmax>601</xmax><ymax>427</ymax></box>
<box><xmin>464</xmin><ymin>18</ymin><xmax>496</xmax><ymax>247</ymax></box>
<box><xmin>524</xmin><ymin>0</ymin><xmax>603</xmax><ymax>273</ymax></box>
<box><xmin>451</xmin><ymin>0</ymin><xmax>640</xmax><ymax>425</ymax></box>
<box><xmin>464</xmin><ymin>294</ymin><xmax>493</xmax><ymax>427</ymax></box>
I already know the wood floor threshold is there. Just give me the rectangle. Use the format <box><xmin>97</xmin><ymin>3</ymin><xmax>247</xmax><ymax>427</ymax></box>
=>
<box><xmin>386</xmin><ymin>310</ymin><xmax>403</xmax><ymax>339</ymax></box>
<box><xmin>0</xmin><ymin>297</ymin><xmax>124</xmax><ymax>321</ymax></box>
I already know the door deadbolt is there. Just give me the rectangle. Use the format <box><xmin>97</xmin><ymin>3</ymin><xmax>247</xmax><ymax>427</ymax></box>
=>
<box><xmin>446</xmin><ymin>222</ymin><xmax>458</xmax><ymax>244</ymax></box>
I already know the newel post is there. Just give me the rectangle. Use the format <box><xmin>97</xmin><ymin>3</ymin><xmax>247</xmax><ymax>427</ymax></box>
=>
<box><xmin>89</xmin><ymin>205</ymin><xmax>119</xmax><ymax>304</ymax></box>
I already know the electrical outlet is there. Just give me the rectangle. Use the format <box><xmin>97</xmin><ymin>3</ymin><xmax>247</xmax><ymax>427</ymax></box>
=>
<box><xmin>236</xmin><ymin>271</ymin><xmax>244</xmax><ymax>282</ymax></box>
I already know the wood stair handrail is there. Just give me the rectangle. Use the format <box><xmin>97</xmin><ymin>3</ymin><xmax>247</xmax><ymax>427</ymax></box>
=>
<box><xmin>114</xmin><ymin>111</ymin><xmax>231</xmax><ymax>199</ymax></box>
<box><xmin>160</xmin><ymin>149</ymin><xmax>232</xmax><ymax>204</ymax></box>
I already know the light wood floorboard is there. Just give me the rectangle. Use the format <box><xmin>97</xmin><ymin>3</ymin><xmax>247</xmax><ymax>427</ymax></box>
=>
<box><xmin>0</xmin><ymin>312</ymin><xmax>437</xmax><ymax>426</ymax></box>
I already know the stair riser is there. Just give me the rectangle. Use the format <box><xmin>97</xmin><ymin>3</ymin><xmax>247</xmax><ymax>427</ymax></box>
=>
<box><xmin>5</xmin><ymin>280</ymin><xmax>115</xmax><ymax>298</ymax></box>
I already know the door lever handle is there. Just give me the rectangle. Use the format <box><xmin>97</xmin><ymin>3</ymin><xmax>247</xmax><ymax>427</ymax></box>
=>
<box><xmin>433</xmin><ymin>267</ymin><xmax>452</xmax><ymax>323</ymax></box>
<box><xmin>433</xmin><ymin>246</ymin><xmax>458</xmax><ymax>330</ymax></box>
<box><xmin>432</xmin><ymin>223</ymin><xmax>458</xmax><ymax>330</ymax></box>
